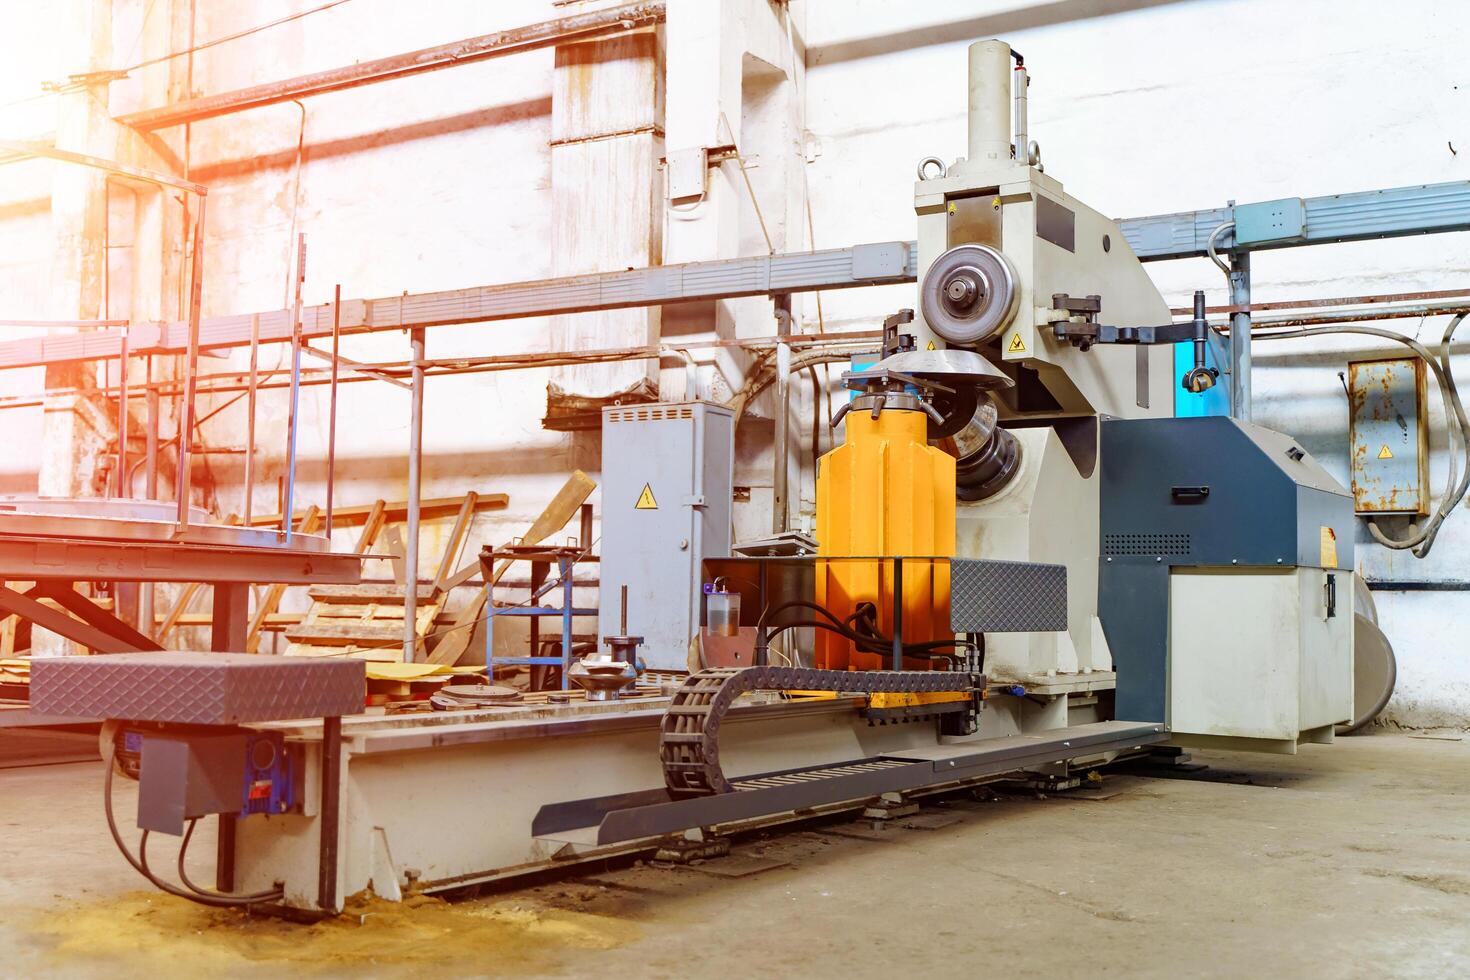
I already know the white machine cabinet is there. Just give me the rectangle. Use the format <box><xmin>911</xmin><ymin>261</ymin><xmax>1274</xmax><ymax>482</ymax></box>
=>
<box><xmin>1168</xmin><ymin>567</ymin><xmax>1353</xmax><ymax>751</ymax></box>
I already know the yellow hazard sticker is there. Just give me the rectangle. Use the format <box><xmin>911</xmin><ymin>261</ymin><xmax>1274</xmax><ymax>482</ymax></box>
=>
<box><xmin>635</xmin><ymin>484</ymin><xmax>658</xmax><ymax>510</ymax></box>
<box><xmin>1320</xmin><ymin>526</ymin><xmax>1338</xmax><ymax>569</ymax></box>
<box><xmin>1377</xmin><ymin>444</ymin><xmax>1394</xmax><ymax>459</ymax></box>
<box><xmin>1007</xmin><ymin>333</ymin><xmax>1027</xmax><ymax>354</ymax></box>
<box><xmin>926</xmin><ymin>340</ymin><xmax>937</xmax><ymax>351</ymax></box>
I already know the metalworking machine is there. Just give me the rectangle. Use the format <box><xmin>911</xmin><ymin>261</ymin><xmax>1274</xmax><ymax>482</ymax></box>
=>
<box><xmin>31</xmin><ymin>38</ymin><xmax>1356</xmax><ymax>915</ymax></box>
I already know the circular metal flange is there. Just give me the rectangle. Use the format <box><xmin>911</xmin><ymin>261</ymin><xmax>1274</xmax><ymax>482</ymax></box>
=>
<box><xmin>920</xmin><ymin>244</ymin><xmax>1020</xmax><ymax>347</ymax></box>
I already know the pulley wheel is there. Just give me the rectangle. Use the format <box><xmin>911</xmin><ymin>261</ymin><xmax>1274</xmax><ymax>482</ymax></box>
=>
<box><xmin>921</xmin><ymin>244</ymin><xmax>1020</xmax><ymax>347</ymax></box>
<box><xmin>1353</xmin><ymin>571</ymin><xmax>1378</xmax><ymax>625</ymax></box>
<box><xmin>1337</xmin><ymin>613</ymin><xmax>1396</xmax><ymax>735</ymax></box>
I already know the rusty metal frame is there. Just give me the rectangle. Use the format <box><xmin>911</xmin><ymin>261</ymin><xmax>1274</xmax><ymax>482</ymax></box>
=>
<box><xmin>115</xmin><ymin>2</ymin><xmax>668</xmax><ymax>132</ymax></box>
<box><xmin>0</xmin><ymin>140</ymin><xmax>211</xmax><ymax>535</ymax></box>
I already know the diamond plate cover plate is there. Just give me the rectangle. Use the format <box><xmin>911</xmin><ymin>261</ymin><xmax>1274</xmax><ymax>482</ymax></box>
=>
<box><xmin>30</xmin><ymin>652</ymin><xmax>365</xmax><ymax>724</ymax></box>
<box><xmin>950</xmin><ymin>559</ymin><xmax>1067</xmax><ymax>632</ymax></box>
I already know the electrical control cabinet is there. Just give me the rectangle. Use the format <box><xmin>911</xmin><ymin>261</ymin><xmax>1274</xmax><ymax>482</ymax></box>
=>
<box><xmin>1349</xmin><ymin>357</ymin><xmax>1429</xmax><ymax>515</ymax></box>
<box><xmin>600</xmin><ymin>402</ymin><xmax>734</xmax><ymax>671</ymax></box>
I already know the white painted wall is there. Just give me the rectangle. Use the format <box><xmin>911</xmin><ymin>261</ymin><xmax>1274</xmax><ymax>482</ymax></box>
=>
<box><xmin>0</xmin><ymin>0</ymin><xmax>1466</xmax><ymax>724</ymax></box>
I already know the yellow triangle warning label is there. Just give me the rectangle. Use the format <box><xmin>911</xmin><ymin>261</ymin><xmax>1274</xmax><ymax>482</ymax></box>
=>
<box><xmin>1007</xmin><ymin>333</ymin><xmax>1027</xmax><ymax>354</ymax></box>
<box><xmin>1377</xmin><ymin>445</ymin><xmax>1394</xmax><ymax>460</ymax></box>
<box><xmin>926</xmin><ymin>340</ymin><xmax>937</xmax><ymax>351</ymax></box>
<box><xmin>635</xmin><ymin>483</ymin><xmax>658</xmax><ymax>510</ymax></box>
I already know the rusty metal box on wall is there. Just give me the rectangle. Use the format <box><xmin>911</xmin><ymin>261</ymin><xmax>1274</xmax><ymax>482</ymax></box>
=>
<box><xmin>1348</xmin><ymin>357</ymin><xmax>1428</xmax><ymax>515</ymax></box>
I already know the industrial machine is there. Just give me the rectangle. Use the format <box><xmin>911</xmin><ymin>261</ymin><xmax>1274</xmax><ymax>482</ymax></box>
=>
<box><xmin>30</xmin><ymin>38</ymin><xmax>1366</xmax><ymax>916</ymax></box>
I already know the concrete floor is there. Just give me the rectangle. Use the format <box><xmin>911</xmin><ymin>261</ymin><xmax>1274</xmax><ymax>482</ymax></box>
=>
<box><xmin>1</xmin><ymin>731</ymin><xmax>1467</xmax><ymax>979</ymax></box>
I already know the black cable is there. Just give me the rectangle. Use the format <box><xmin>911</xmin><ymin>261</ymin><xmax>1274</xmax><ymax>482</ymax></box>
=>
<box><xmin>760</xmin><ymin>616</ymin><xmax>972</xmax><ymax>664</ymax></box>
<box><xmin>759</xmin><ymin>598</ymin><xmax>976</xmax><ymax>658</ymax></box>
<box><xmin>175</xmin><ymin>818</ymin><xmax>282</xmax><ymax>903</ymax></box>
<box><xmin>103</xmin><ymin>744</ymin><xmax>282</xmax><ymax>908</ymax></box>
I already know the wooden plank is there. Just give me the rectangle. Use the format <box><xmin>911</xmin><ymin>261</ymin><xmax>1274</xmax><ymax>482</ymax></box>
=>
<box><xmin>285</xmin><ymin>623</ymin><xmax>407</xmax><ymax>645</ymax></box>
<box><xmin>355</xmin><ymin>499</ymin><xmax>388</xmax><ymax>552</ymax></box>
<box><xmin>433</xmin><ymin>492</ymin><xmax>479</xmax><ymax>591</ymax></box>
<box><xmin>157</xmin><ymin>513</ymin><xmax>238</xmax><ymax>643</ymax></box>
<box><xmin>428</xmin><ymin>470</ymin><xmax>596</xmax><ymax>666</ymax></box>
<box><xmin>379</xmin><ymin>525</ymin><xmax>406</xmax><ymax>586</ymax></box>
<box><xmin>245</xmin><ymin>505</ymin><xmax>321</xmax><ymax>652</ymax></box>
<box><xmin>308</xmin><ymin>584</ymin><xmax>435</xmax><ymax>603</ymax></box>
<box><xmin>155</xmin><ymin>612</ymin><xmax>302</xmax><ymax>627</ymax></box>
<box><xmin>248</xmin><ymin>494</ymin><xmax>508</xmax><ymax>529</ymax></box>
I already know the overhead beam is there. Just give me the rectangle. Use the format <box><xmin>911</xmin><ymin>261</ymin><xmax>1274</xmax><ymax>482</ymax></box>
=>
<box><xmin>1118</xmin><ymin>181</ymin><xmax>1470</xmax><ymax>261</ymax></box>
<box><xmin>116</xmin><ymin>2</ymin><xmax>668</xmax><ymax>132</ymax></box>
<box><xmin>0</xmin><ymin>180</ymin><xmax>1466</xmax><ymax>372</ymax></box>
<box><xmin>0</xmin><ymin>140</ymin><xmax>207</xmax><ymax>195</ymax></box>
<box><xmin>0</xmin><ymin>241</ymin><xmax>913</xmax><ymax>369</ymax></box>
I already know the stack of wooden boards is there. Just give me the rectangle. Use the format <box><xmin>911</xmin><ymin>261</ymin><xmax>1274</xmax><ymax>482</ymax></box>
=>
<box><xmin>0</xmin><ymin>657</ymin><xmax>28</xmax><ymax>699</ymax></box>
<box><xmin>364</xmin><ymin>661</ymin><xmax>486</xmax><ymax>706</ymax></box>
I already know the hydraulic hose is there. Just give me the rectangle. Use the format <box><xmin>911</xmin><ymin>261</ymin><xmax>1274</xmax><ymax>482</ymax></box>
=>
<box><xmin>757</xmin><ymin>599</ymin><xmax>973</xmax><ymax>663</ymax></box>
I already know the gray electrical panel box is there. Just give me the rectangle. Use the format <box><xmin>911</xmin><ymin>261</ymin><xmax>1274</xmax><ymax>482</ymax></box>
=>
<box><xmin>600</xmin><ymin>402</ymin><xmax>734</xmax><ymax>671</ymax></box>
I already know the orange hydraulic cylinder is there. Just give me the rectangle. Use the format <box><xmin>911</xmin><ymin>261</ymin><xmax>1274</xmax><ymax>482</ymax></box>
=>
<box><xmin>814</xmin><ymin>405</ymin><xmax>955</xmax><ymax>671</ymax></box>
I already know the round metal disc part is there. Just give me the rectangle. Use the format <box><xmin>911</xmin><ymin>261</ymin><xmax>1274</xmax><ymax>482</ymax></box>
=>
<box><xmin>431</xmin><ymin>684</ymin><xmax>524</xmax><ymax>710</ymax></box>
<box><xmin>920</xmin><ymin>244</ymin><xmax>1020</xmax><ymax>346</ymax></box>
<box><xmin>1338</xmin><ymin>613</ymin><xmax>1396</xmax><ymax>735</ymax></box>
<box><xmin>1353</xmin><ymin>571</ymin><xmax>1378</xmax><ymax>625</ymax></box>
<box><xmin>871</xmin><ymin>347</ymin><xmax>1012</xmax><ymax>439</ymax></box>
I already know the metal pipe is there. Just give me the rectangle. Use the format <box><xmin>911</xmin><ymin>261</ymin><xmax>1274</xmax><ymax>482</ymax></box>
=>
<box><xmin>243</xmin><ymin>313</ymin><xmax>259</xmax><ymax>523</ymax></box>
<box><xmin>116</xmin><ymin>328</ymin><xmax>128</xmax><ymax>498</ymax></box>
<box><xmin>1173</xmin><ymin>285</ymin><xmax>1470</xmax><ymax>316</ymax></box>
<box><xmin>117</xmin><ymin>2</ymin><xmax>668</xmax><ymax>132</ymax></box>
<box><xmin>1229</xmin><ymin>251</ymin><xmax>1252</xmax><ymax>421</ymax></box>
<box><xmin>174</xmin><ymin>194</ymin><xmax>208</xmax><ymax>530</ymax></box>
<box><xmin>0</xmin><ymin>140</ymin><xmax>207</xmax><ymax>195</ymax></box>
<box><xmin>282</xmin><ymin>234</ymin><xmax>305</xmax><ymax>542</ymax></box>
<box><xmin>403</xmin><ymin>326</ymin><xmax>426</xmax><ymax>662</ymax></box>
<box><xmin>0</xmin><ymin>338</ymin><xmax>883</xmax><ymax>413</ymax></box>
<box><xmin>1012</xmin><ymin>64</ymin><xmax>1028</xmax><ymax>165</ymax></box>
<box><xmin>139</xmin><ymin>356</ymin><xmax>158</xmax><ymax>636</ymax></box>
<box><xmin>325</xmin><ymin>284</ymin><xmax>341</xmax><ymax>537</ymax></box>
<box><xmin>772</xmin><ymin>295</ymin><xmax>793</xmax><ymax>534</ymax></box>
<box><xmin>967</xmin><ymin>40</ymin><xmax>1012</xmax><ymax>166</ymax></box>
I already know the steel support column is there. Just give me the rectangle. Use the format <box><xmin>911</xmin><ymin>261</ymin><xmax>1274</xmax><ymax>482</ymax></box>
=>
<box><xmin>1229</xmin><ymin>252</ymin><xmax>1251</xmax><ymax>421</ymax></box>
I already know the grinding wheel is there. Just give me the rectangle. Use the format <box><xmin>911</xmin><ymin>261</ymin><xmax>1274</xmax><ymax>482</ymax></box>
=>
<box><xmin>920</xmin><ymin>244</ymin><xmax>1020</xmax><ymax>346</ymax></box>
<box><xmin>1337</xmin><ymin>612</ymin><xmax>1396</xmax><ymax>735</ymax></box>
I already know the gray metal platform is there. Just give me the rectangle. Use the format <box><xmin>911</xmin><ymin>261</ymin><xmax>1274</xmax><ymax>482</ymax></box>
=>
<box><xmin>534</xmin><ymin>720</ymin><xmax>1166</xmax><ymax>846</ymax></box>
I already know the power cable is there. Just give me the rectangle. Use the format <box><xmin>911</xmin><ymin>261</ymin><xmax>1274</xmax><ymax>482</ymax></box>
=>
<box><xmin>1253</xmin><ymin>314</ymin><xmax>1469</xmax><ymax>556</ymax></box>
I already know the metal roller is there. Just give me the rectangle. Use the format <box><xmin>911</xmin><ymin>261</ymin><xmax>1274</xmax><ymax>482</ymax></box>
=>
<box><xmin>921</xmin><ymin>243</ymin><xmax>1020</xmax><ymax>346</ymax></box>
<box><xmin>951</xmin><ymin>396</ymin><xmax>1021</xmax><ymax>500</ymax></box>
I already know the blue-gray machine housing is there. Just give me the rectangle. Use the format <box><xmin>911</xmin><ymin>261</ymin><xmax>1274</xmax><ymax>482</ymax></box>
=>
<box><xmin>1097</xmin><ymin>416</ymin><xmax>1355</xmax><ymax>723</ymax></box>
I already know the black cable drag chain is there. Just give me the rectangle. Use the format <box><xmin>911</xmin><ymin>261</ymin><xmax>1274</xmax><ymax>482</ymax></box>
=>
<box><xmin>659</xmin><ymin>666</ymin><xmax>983</xmax><ymax>796</ymax></box>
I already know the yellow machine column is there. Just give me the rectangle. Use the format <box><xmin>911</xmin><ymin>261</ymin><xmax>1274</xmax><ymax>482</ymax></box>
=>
<box><xmin>816</xmin><ymin>399</ymin><xmax>955</xmax><ymax>670</ymax></box>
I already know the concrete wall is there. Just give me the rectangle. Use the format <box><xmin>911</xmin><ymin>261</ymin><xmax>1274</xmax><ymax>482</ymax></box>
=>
<box><xmin>0</xmin><ymin>0</ymin><xmax>1466</xmax><ymax>724</ymax></box>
